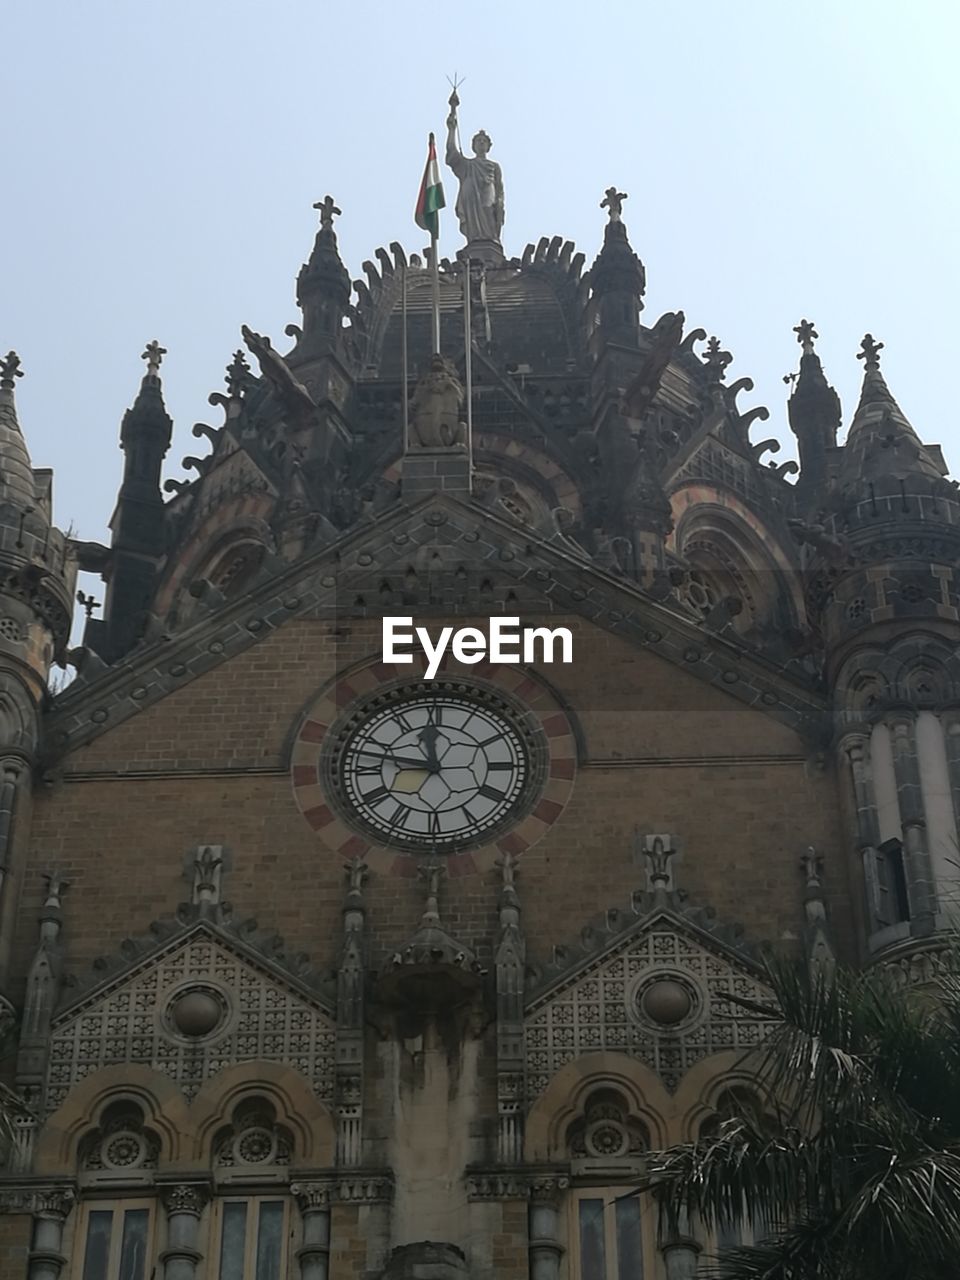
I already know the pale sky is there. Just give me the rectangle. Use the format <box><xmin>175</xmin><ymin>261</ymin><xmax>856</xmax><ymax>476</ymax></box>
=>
<box><xmin>4</xmin><ymin>0</ymin><xmax>959</xmax><ymax>555</ymax></box>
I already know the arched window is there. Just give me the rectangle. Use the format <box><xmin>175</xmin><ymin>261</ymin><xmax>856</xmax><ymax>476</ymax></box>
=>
<box><xmin>73</xmin><ymin>1101</ymin><xmax>160</xmax><ymax>1280</ymax></box>
<box><xmin>209</xmin><ymin>1098</ymin><xmax>295</xmax><ymax>1280</ymax></box>
<box><xmin>565</xmin><ymin>1088</ymin><xmax>658</xmax><ymax>1280</ymax></box>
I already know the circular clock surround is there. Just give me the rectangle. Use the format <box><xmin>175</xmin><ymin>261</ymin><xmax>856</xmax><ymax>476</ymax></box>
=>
<box><xmin>322</xmin><ymin>681</ymin><xmax>542</xmax><ymax>854</ymax></box>
<box><xmin>291</xmin><ymin>657</ymin><xmax>579</xmax><ymax>876</ymax></box>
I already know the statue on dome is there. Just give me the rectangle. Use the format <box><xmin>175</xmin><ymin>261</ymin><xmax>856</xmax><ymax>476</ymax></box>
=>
<box><xmin>445</xmin><ymin>89</ymin><xmax>504</xmax><ymax>246</ymax></box>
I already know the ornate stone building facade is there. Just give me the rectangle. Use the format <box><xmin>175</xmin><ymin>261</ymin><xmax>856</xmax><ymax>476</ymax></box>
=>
<box><xmin>0</xmin><ymin>154</ymin><xmax>958</xmax><ymax>1280</ymax></box>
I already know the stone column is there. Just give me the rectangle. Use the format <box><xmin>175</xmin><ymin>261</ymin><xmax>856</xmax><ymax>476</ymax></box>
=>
<box><xmin>27</xmin><ymin>1189</ymin><xmax>74</xmax><ymax>1280</ymax></box>
<box><xmin>527</xmin><ymin>1175</ymin><xmax>568</xmax><ymax>1280</ymax></box>
<box><xmin>657</xmin><ymin>1204</ymin><xmax>702</xmax><ymax>1280</ymax></box>
<box><xmin>0</xmin><ymin>752</ymin><xmax>32</xmax><ymax>979</ymax></box>
<box><xmin>840</xmin><ymin>730</ymin><xmax>884</xmax><ymax>931</ymax></box>
<box><xmin>940</xmin><ymin>709</ymin><xmax>960</xmax><ymax>840</ymax></box>
<box><xmin>292</xmin><ymin>1182</ymin><xmax>333</xmax><ymax>1280</ymax></box>
<box><xmin>887</xmin><ymin>710</ymin><xmax>937</xmax><ymax>932</ymax></box>
<box><xmin>159</xmin><ymin>1184</ymin><xmax>208</xmax><ymax>1280</ymax></box>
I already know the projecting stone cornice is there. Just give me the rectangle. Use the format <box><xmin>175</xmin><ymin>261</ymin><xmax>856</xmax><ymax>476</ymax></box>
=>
<box><xmin>43</xmin><ymin>493</ymin><xmax>827</xmax><ymax>760</ymax></box>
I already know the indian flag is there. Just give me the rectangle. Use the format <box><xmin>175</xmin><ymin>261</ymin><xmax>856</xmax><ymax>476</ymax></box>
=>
<box><xmin>415</xmin><ymin>132</ymin><xmax>445</xmax><ymax>238</ymax></box>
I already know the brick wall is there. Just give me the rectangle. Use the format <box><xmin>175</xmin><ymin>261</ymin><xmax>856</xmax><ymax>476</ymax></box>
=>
<box><xmin>14</xmin><ymin>616</ymin><xmax>852</xmax><ymax>994</ymax></box>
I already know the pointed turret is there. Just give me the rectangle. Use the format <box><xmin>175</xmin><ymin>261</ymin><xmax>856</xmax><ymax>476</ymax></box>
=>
<box><xmin>787</xmin><ymin>320</ymin><xmax>841</xmax><ymax>497</ymax></box>
<box><xmin>97</xmin><ymin>341</ymin><xmax>173</xmax><ymax>660</ymax></box>
<box><xmin>0</xmin><ymin>353</ymin><xmax>74</xmax><ymax>677</ymax></box>
<box><xmin>294</xmin><ymin>195</ymin><xmax>351</xmax><ymax>362</ymax></box>
<box><xmin>589</xmin><ymin>188</ymin><xmax>646</xmax><ymax>350</ymax></box>
<box><xmin>0</xmin><ymin>353</ymin><xmax>42</xmax><ymax>513</ymax></box>
<box><xmin>0</xmin><ymin>355</ymin><xmax>75</xmax><ymax>990</ymax></box>
<box><xmin>841</xmin><ymin>334</ymin><xmax>944</xmax><ymax>483</ymax></box>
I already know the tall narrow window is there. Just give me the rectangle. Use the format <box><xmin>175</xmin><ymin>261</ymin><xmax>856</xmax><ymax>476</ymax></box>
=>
<box><xmin>571</xmin><ymin>1190</ymin><xmax>653</xmax><ymax>1280</ymax></box>
<box><xmin>78</xmin><ymin>1202</ymin><xmax>154</xmax><ymax>1280</ymax></box>
<box><xmin>214</xmin><ymin>1198</ymin><xmax>290</xmax><ymax>1280</ymax></box>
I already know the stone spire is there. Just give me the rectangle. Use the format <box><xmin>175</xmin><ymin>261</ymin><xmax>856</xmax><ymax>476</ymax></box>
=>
<box><xmin>590</xmin><ymin>188</ymin><xmax>646</xmax><ymax>349</ymax></box>
<box><xmin>99</xmin><ymin>343</ymin><xmax>174</xmax><ymax>660</ymax></box>
<box><xmin>0</xmin><ymin>353</ymin><xmax>41</xmax><ymax>513</ymax></box>
<box><xmin>787</xmin><ymin>320</ymin><xmax>841</xmax><ymax>496</ymax></box>
<box><xmin>842</xmin><ymin>334</ymin><xmax>944</xmax><ymax>483</ymax></box>
<box><xmin>295</xmin><ymin>196</ymin><xmax>351</xmax><ymax>361</ymax></box>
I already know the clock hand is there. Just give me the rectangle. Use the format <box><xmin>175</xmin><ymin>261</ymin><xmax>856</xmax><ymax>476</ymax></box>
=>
<box><xmin>418</xmin><ymin>725</ymin><xmax>441</xmax><ymax>773</ymax></box>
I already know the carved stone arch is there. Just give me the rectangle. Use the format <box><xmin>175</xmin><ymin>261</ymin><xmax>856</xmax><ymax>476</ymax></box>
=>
<box><xmin>833</xmin><ymin>646</ymin><xmax>890</xmax><ymax>719</ymax></box>
<box><xmin>189</xmin><ymin>1060</ymin><xmax>335</xmax><ymax>1169</ymax></box>
<box><xmin>473</xmin><ymin>433</ymin><xmax>585</xmax><ymax>521</ymax></box>
<box><xmin>565</xmin><ymin>1085</ymin><xmax>650</xmax><ymax>1163</ymax></box>
<box><xmin>524</xmin><ymin>1051</ymin><xmax>671</xmax><ymax>1162</ymax></box>
<box><xmin>209</xmin><ymin>1095</ymin><xmax>294</xmax><ymax>1173</ymax></box>
<box><xmin>33</xmin><ymin>1064</ymin><xmax>190</xmax><ymax>1175</ymax></box>
<box><xmin>77</xmin><ymin>1097</ymin><xmax>161</xmax><ymax>1179</ymax></box>
<box><xmin>0</xmin><ymin>674</ymin><xmax>38</xmax><ymax>753</ymax></box>
<box><xmin>153</xmin><ymin>496</ymin><xmax>276</xmax><ymax>618</ymax></box>
<box><xmin>671</xmin><ymin>491</ymin><xmax>803</xmax><ymax>635</ymax></box>
<box><xmin>669</xmin><ymin>1050</ymin><xmax>764</xmax><ymax>1142</ymax></box>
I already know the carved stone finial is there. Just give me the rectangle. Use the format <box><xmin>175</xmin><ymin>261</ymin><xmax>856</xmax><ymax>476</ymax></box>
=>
<box><xmin>637</xmin><ymin>831</ymin><xmax>677</xmax><ymax>892</ymax></box>
<box><xmin>313</xmin><ymin>195</ymin><xmax>342</xmax><ymax>231</ymax></box>
<box><xmin>801</xmin><ymin>845</ymin><xmax>823</xmax><ymax>889</ymax></box>
<box><xmin>225</xmin><ymin>349</ymin><xmax>251</xmax><ymax>398</ymax></box>
<box><xmin>0</xmin><ymin>351</ymin><xmax>23</xmax><ymax>391</ymax></box>
<box><xmin>344</xmin><ymin>856</ymin><xmax>368</xmax><ymax>896</ymax></box>
<box><xmin>703</xmin><ymin>336</ymin><xmax>732</xmax><ymax>382</ymax></box>
<box><xmin>418</xmin><ymin>856</ymin><xmax>445</xmax><ymax>925</ymax></box>
<box><xmin>601</xmin><ymin>187</ymin><xmax>628</xmax><ymax>222</ymax></box>
<box><xmin>498</xmin><ymin>850</ymin><xmax>517</xmax><ymax>891</ymax></box>
<box><xmin>794</xmin><ymin>319</ymin><xmax>818</xmax><ymax>354</ymax></box>
<box><xmin>857</xmin><ymin>333</ymin><xmax>884</xmax><ymax>371</ymax></box>
<box><xmin>192</xmin><ymin>845</ymin><xmax>223</xmax><ymax>909</ymax></box>
<box><xmin>141</xmin><ymin>339</ymin><xmax>167</xmax><ymax>377</ymax></box>
<box><xmin>42</xmin><ymin>870</ymin><xmax>68</xmax><ymax>909</ymax></box>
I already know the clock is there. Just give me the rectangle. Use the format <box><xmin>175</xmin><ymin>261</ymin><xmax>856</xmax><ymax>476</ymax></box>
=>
<box><xmin>322</xmin><ymin>682</ymin><xmax>540</xmax><ymax>853</ymax></box>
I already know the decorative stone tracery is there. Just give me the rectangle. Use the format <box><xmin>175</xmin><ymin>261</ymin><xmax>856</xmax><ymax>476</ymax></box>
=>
<box><xmin>525</xmin><ymin>921</ymin><xmax>774</xmax><ymax>1095</ymax></box>
<box><xmin>46</xmin><ymin>929</ymin><xmax>335</xmax><ymax>1111</ymax></box>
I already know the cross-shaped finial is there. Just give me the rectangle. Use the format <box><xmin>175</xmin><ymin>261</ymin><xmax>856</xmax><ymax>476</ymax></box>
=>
<box><xmin>141</xmin><ymin>339</ymin><xmax>167</xmax><ymax>377</ymax></box>
<box><xmin>225</xmin><ymin>349</ymin><xmax>250</xmax><ymax>399</ymax></box>
<box><xmin>76</xmin><ymin>589</ymin><xmax>101</xmax><ymax>619</ymax></box>
<box><xmin>794</xmin><ymin>319</ymin><xmax>818</xmax><ymax>354</ymax></box>
<box><xmin>601</xmin><ymin>187</ymin><xmax>628</xmax><ymax>222</ymax></box>
<box><xmin>857</xmin><ymin>333</ymin><xmax>884</xmax><ymax>371</ymax></box>
<box><xmin>313</xmin><ymin>195</ymin><xmax>341</xmax><ymax>231</ymax></box>
<box><xmin>703</xmin><ymin>336</ymin><xmax>732</xmax><ymax>381</ymax></box>
<box><xmin>0</xmin><ymin>351</ymin><xmax>23</xmax><ymax>391</ymax></box>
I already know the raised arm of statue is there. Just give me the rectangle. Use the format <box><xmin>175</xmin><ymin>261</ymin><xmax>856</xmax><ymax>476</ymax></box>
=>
<box><xmin>446</xmin><ymin>89</ymin><xmax>466</xmax><ymax>170</ymax></box>
<box><xmin>446</xmin><ymin>111</ymin><xmax>464</xmax><ymax>172</ymax></box>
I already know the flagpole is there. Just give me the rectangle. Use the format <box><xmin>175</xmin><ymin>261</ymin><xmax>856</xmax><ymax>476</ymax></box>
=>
<box><xmin>463</xmin><ymin>258</ymin><xmax>473</xmax><ymax>469</ymax></box>
<box><xmin>429</xmin><ymin>132</ymin><xmax>441</xmax><ymax>354</ymax></box>
<box><xmin>401</xmin><ymin>260</ymin><xmax>409</xmax><ymax>451</ymax></box>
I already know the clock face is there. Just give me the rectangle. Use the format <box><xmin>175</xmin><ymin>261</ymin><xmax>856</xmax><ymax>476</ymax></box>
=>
<box><xmin>324</xmin><ymin>685</ymin><xmax>536</xmax><ymax>852</ymax></box>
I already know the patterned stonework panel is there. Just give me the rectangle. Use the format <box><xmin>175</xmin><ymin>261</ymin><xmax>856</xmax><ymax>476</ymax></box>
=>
<box><xmin>524</xmin><ymin>924</ymin><xmax>774</xmax><ymax>1096</ymax></box>
<box><xmin>46</xmin><ymin>932</ymin><xmax>335</xmax><ymax>1113</ymax></box>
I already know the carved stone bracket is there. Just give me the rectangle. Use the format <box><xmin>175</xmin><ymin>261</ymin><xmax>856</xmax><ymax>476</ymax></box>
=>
<box><xmin>0</xmin><ymin>1186</ymin><xmax>76</xmax><ymax>1219</ymax></box>
<box><xmin>333</xmin><ymin>1173</ymin><xmax>393</xmax><ymax>1204</ymax></box>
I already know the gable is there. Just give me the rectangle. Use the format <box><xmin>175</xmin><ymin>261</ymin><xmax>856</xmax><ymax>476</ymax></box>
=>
<box><xmin>46</xmin><ymin>926</ymin><xmax>335</xmax><ymax>1115</ymax></box>
<box><xmin>47</xmin><ymin>494</ymin><xmax>826</xmax><ymax>765</ymax></box>
<box><xmin>525</xmin><ymin>913</ymin><xmax>774</xmax><ymax>1096</ymax></box>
